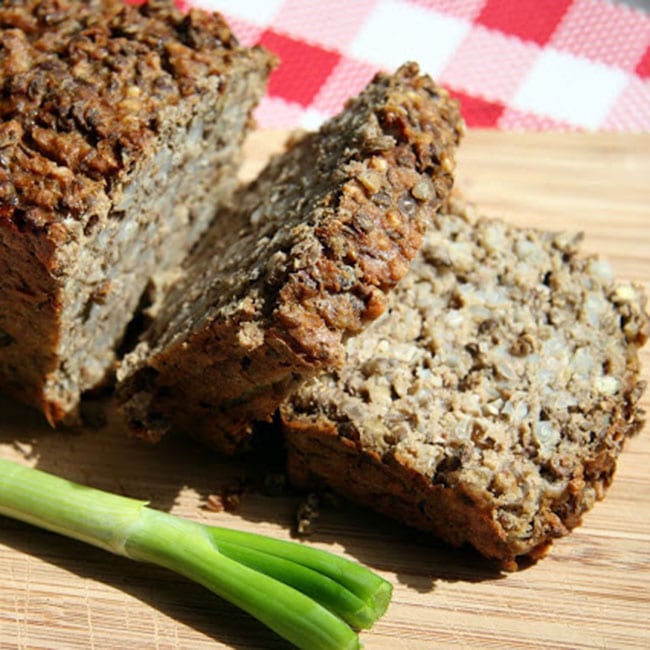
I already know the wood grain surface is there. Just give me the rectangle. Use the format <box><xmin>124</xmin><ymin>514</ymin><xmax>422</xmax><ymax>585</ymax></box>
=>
<box><xmin>1</xmin><ymin>131</ymin><xmax>649</xmax><ymax>649</ymax></box>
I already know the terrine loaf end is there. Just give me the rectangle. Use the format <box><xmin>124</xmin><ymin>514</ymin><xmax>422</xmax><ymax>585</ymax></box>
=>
<box><xmin>0</xmin><ymin>0</ymin><xmax>274</xmax><ymax>423</ymax></box>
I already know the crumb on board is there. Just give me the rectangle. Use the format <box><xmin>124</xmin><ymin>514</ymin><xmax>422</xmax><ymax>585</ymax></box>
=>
<box><xmin>204</xmin><ymin>480</ymin><xmax>251</xmax><ymax>513</ymax></box>
<box><xmin>295</xmin><ymin>493</ymin><xmax>320</xmax><ymax>536</ymax></box>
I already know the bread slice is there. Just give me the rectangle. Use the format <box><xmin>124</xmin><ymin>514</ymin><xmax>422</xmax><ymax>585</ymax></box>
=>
<box><xmin>0</xmin><ymin>0</ymin><xmax>273</xmax><ymax>424</ymax></box>
<box><xmin>281</xmin><ymin>197</ymin><xmax>648</xmax><ymax>569</ymax></box>
<box><xmin>117</xmin><ymin>63</ymin><xmax>464</xmax><ymax>454</ymax></box>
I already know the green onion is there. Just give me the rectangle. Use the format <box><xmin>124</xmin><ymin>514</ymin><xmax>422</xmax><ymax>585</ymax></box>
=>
<box><xmin>0</xmin><ymin>457</ymin><xmax>392</xmax><ymax>649</ymax></box>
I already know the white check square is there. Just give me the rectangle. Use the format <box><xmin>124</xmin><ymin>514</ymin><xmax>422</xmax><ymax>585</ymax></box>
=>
<box><xmin>513</xmin><ymin>49</ymin><xmax>628</xmax><ymax>129</ymax></box>
<box><xmin>349</xmin><ymin>0</ymin><xmax>470</xmax><ymax>78</ymax></box>
<box><xmin>300</xmin><ymin>108</ymin><xmax>329</xmax><ymax>131</ymax></box>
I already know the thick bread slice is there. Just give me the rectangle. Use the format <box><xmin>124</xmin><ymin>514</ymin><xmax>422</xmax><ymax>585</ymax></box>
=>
<box><xmin>0</xmin><ymin>0</ymin><xmax>273</xmax><ymax>424</ymax></box>
<box><xmin>281</xmin><ymin>197</ymin><xmax>648</xmax><ymax>569</ymax></box>
<box><xmin>117</xmin><ymin>63</ymin><xmax>464</xmax><ymax>454</ymax></box>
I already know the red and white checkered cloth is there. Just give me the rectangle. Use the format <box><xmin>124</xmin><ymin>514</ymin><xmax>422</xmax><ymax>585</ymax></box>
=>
<box><xmin>184</xmin><ymin>0</ymin><xmax>649</xmax><ymax>131</ymax></box>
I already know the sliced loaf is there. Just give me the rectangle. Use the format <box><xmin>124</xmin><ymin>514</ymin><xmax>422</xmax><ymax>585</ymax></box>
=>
<box><xmin>117</xmin><ymin>63</ymin><xmax>464</xmax><ymax>454</ymax></box>
<box><xmin>281</xmin><ymin>197</ymin><xmax>648</xmax><ymax>568</ymax></box>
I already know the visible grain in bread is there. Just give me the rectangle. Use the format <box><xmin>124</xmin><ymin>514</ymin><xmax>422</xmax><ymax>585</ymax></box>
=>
<box><xmin>281</xmin><ymin>197</ymin><xmax>648</xmax><ymax>568</ymax></box>
<box><xmin>0</xmin><ymin>0</ymin><xmax>273</xmax><ymax>423</ymax></box>
<box><xmin>117</xmin><ymin>63</ymin><xmax>464</xmax><ymax>454</ymax></box>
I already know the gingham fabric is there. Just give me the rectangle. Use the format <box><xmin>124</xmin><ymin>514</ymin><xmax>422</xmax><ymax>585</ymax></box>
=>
<box><xmin>180</xmin><ymin>0</ymin><xmax>649</xmax><ymax>131</ymax></box>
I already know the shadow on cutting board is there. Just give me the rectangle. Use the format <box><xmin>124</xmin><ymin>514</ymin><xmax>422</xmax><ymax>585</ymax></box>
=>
<box><xmin>0</xmin><ymin>393</ymin><xmax>502</xmax><ymax>646</ymax></box>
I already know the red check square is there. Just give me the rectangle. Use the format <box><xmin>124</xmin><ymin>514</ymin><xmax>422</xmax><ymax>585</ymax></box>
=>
<box><xmin>258</xmin><ymin>30</ymin><xmax>341</xmax><ymax>107</ymax></box>
<box><xmin>450</xmin><ymin>90</ymin><xmax>505</xmax><ymax>127</ymax></box>
<box><xmin>636</xmin><ymin>46</ymin><xmax>650</xmax><ymax>80</ymax></box>
<box><xmin>477</xmin><ymin>0</ymin><xmax>572</xmax><ymax>46</ymax></box>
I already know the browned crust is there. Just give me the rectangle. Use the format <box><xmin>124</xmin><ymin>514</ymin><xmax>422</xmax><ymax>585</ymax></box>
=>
<box><xmin>282</xmin><ymin>391</ymin><xmax>644</xmax><ymax>569</ymax></box>
<box><xmin>271</xmin><ymin>66</ymin><xmax>462</xmax><ymax>363</ymax></box>
<box><xmin>0</xmin><ymin>220</ymin><xmax>62</xmax><ymax>423</ymax></box>
<box><xmin>119</xmin><ymin>63</ymin><xmax>464</xmax><ymax>454</ymax></box>
<box><xmin>0</xmin><ymin>0</ymin><xmax>269</xmax><ymax>231</ymax></box>
<box><xmin>125</xmin><ymin>322</ymin><xmax>310</xmax><ymax>453</ymax></box>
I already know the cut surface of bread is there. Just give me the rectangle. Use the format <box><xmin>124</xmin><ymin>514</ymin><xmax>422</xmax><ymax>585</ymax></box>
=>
<box><xmin>117</xmin><ymin>63</ymin><xmax>464</xmax><ymax>454</ymax></box>
<box><xmin>281</xmin><ymin>197</ymin><xmax>649</xmax><ymax>568</ymax></box>
<box><xmin>0</xmin><ymin>0</ymin><xmax>273</xmax><ymax>423</ymax></box>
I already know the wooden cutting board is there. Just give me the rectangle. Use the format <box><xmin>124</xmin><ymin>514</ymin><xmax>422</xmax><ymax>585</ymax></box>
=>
<box><xmin>1</xmin><ymin>131</ymin><xmax>649</xmax><ymax>649</ymax></box>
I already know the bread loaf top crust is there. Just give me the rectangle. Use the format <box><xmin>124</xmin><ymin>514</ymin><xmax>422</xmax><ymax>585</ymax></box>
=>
<box><xmin>148</xmin><ymin>62</ymin><xmax>464</xmax><ymax>364</ymax></box>
<box><xmin>0</xmin><ymin>0</ymin><xmax>269</xmax><ymax>233</ymax></box>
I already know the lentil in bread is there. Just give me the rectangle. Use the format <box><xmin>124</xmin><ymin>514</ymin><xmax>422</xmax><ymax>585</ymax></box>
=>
<box><xmin>281</xmin><ymin>196</ymin><xmax>648</xmax><ymax>569</ymax></box>
<box><xmin>0</xmin><ymin>0</ymin><xmax>273</xmax><ymax>423</ymax></box>
<box><xmin>117</xmin><ymin>63</ymin><xmax>464</xmax><ymax>454</ymax></box>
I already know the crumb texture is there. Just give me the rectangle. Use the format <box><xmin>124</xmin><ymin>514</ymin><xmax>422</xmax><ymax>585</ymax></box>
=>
<box><xmin>282</xmin><ymin>198</ymin><xmax>649</xmax><ymax>566</ymax></box>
